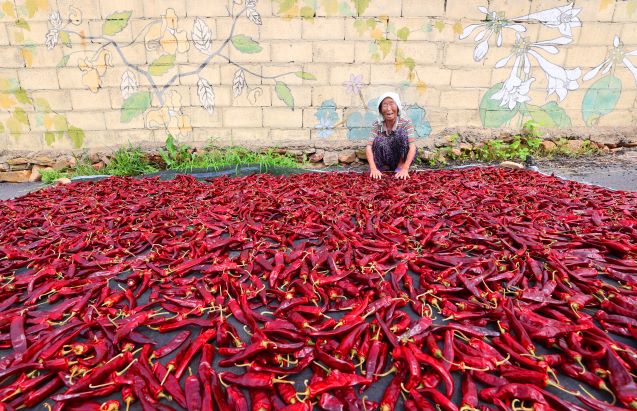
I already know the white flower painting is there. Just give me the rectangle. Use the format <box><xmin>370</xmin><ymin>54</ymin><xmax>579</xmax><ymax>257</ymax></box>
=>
<box><xmin>460</xmin><ymin>3</ymin><xmax>583</xmax><ymax>128</ymax></box>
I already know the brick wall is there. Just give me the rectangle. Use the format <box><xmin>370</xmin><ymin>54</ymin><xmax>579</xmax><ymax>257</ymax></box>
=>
<box><xmin>1</xmin><ymin>0</ymin><xmax>636</xmax><ymax>152</ymax></box>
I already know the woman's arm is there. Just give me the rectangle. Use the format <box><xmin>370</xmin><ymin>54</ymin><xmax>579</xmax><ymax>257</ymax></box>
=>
<box><xmin>366</xmin><ymin>144</ymin><xmax>382</xmax><ymax>179</ymax></box>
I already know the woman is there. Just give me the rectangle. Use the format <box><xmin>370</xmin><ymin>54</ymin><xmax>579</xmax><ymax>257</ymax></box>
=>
<box><xmin>366</xmin><ymin>92</ymin><xmax>417</xmax><ymax>180</ymax></box>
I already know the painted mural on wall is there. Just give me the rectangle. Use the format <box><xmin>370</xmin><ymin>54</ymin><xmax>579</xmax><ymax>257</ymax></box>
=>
<box><xmin>460</xmin><ymin>3</ymin><xmax>582</xmax><ymax>128</ymax></box>
<box><xmin>459</xmin><ymin>1</ymin><xmax>636</xmax><ymax>128</ymax></box>
<box><xmin>44</xmin><ymin>1</ymin><xmax>313</xmax><ymax>141</ymax></box>
<box><xmin>272</xmin><ymin>0</ymin><xmax>434</xmax><ymax>140</ymax></box>
<box><xmin>582</xmin><ymin>35</ymin><xmax>637</xmax><ymax>126</ymax></box>
<box><xmin>1</xmin><ymin>0</ymin><xmax>85</xmax><ymax>147</ymax></box>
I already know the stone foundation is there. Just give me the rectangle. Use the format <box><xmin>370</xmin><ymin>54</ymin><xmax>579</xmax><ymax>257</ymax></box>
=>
<box><xmin>2</xmin><ymin>127</ymin><xmax>637</xmax><ymax>183</ymax></box>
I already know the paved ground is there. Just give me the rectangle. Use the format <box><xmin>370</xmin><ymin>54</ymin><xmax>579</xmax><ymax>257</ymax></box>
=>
<box><xmin>2</xmin><ymin>149</ymin><xmax>637</xmax><ymax>201</ymax></box>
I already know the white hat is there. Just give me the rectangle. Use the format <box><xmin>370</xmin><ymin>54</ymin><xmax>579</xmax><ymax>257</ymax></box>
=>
<box><xmin>377</xmin><ymin>92</ymin><xmax>402</xmax><ymax>117</ymax></box>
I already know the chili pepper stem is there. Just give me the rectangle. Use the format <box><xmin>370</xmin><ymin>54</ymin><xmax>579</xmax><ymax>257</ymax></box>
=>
<box><xmin>546</xmin><ymin>379</ymin><xmax>579</xmax><ymax>396</ymax></box>
<box><xmin>580</xmin><ymin>385</ymin><xmax>617</xmax><ymax>406</ymax></box>
<box><xmin>160</xmin><ymin>364</ymin><xmax>175</xmax><ymax>386</ymax></box>
<box><xmin>1</xmin><ymin>388</ymin><xmax>21</xmax><ymax>402</ymax></box>
<box><xmin>442</xmin><ymin>357</ymin><xmax>491</xmax><ymax>372</ymax></box>
<box><xmin>495</xmin><ymin>354</ymin><xmax>511</xmax><ymax>366</ymax></box>
<box><xmin>312</xmin><ymin>360</ymin><xmax>331</xmax><ymax>374</ymax></box>
<box><xmin>374</xmin><ymin>366</ymin><xmax>397</xmax><ymax>377</ymax></box>
<box><xmin>90</xmin><ymin>381</ymin><xmax>116</xmax><ymax>389</ymax></box>
<box><xmin>459</xmin><ymin>406</ymin><xmax>481</xmax><ymax>411</ymax></box>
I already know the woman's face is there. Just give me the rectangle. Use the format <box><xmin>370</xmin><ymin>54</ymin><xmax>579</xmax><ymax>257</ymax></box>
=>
<box><xmin>380</xmin><ymin>97</ymin><xmax>398</xmax><ymax>122</ymax></box>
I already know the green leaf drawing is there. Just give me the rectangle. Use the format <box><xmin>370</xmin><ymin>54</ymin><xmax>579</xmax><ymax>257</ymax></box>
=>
<box><xmin>13</xmin><ymin>107</ymin><xmax>29</xmax><ymax>125</ymax></box>
<box><xmin>231</xmin><ymin>35</ymin><xmax>262</xmax><ymax>53</ymax></box>
<box><xmin>7</xmin><ymin>118</ymin><xmax>23</xmax><ymax>135</ymax></box>
<box><xmin>542</xmin><ymin>102</ymin><xmax>572</xmax><ymax>127</ymax></box>
<box><xmin>581</xmin><ymin>75</ymin><xmax>622</xmax><ymax>126</ymax></box>
<box><xmin>121</xmin><ymin>91</ymin><xmax>151</xmax><ymax>123</ymax></box>
<box><xmin>44</xmin><ymin>131</ymin><xmax>55</xmax><ymax>146</ymax></box>
<box><xmin>275</xmin><ymin>81</ymin><xmax>294</xmax><ymax>109</ymax></box>
<box><xmin>103</xmin><ymin>11</ymin><xmax>132</xmax><ymax>36</ymax></box>
<box><xmin>524</xmin><ymin>104</ymin><xmax>555</xmax><ymax>127</ymax></box>
<box><xmin>149</xmin><ymin>54</ymin><xmax>176</xmax><ymax>76</ymax></box>
<box><xmin>67</xmin><ymin>126</ymin><xmax>85</xmax><ymax>148</ymax></box>
<box><xmin>59</xmin><ymin>31</ymin><xmax>72</xmax><ymax>47</ymax></box>
<box><xmin>0</xmin><ymin>123</ymin><xmax>4</xmax><ymax>134</ymax></box>
<box><xmin>353</xmin><ymin>0</ymin><xmax>370</xmax><ymax>15</ymax></box>
<box><xmin>52</xmin><ymin>115</ymin><xmax>68</xmax><ymax>132</ymax></box>
<box><xmin>479</xmin><ymin>83</ymin><xmax>519</xmax><ymax>128</ymax></box>
<box><xmin>14</xmin><ymin>88</ymin><xmax>31</xmax><ymax>105</ymax></box>
<box><xmin>295</xmin><ymin>71</ymin><xmax>316</xmax><ymax>80</ymax></box>
<box><xmin>57</xmin><ymin>55</ymin><xmax>70</xmax><ymax>68</ymax></box>
<box><xmin>15</xmin><ymin>19</ymin><xmax>30</xmax><ymax>30</ymax></box>
<box><xmin>397</xmin><ymin>27</ymin><xmax>410</xmax><ymax>41</ymax></box>
<box><xmin>34</xmin><ymin>98</ymin><xmax>51</xmax><ymax>113</ymax></box>
<box><xmin>300</xmin><ymin>6</ymin><xmax>315</xmax><ymax>19</ymax></box>
<box><xmin>378</xmin><ymin>39</ymin><xmax>392</xmax><ymax>57</ymax></box>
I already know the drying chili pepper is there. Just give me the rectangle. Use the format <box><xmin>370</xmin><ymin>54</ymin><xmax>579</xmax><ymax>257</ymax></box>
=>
<box><xmin>605</xmin><ymin>346</ymin><xmax>637</xmax><ymax>408</ymax></box>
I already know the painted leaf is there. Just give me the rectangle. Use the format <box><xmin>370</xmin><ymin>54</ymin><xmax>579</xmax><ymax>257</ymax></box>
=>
<box><xmin>378</xmin><ymin>39</ymin><xmax>392</xmax><ymax>57</ymax></box>
<box><xmin>0</xmin><ymin>120</ymin><xmax>4</xmax><ymax>133</ymax></box>
<box><xmin>295</xmin><ymin>71</ymin><xmax>316</xmax><ymax>80</ymax></box>
<box><xmin>232</xmin><ymin>69</ymin><xmax>246</xmax><ymax>97</ymax></box>
<box><xmin>599</xmin><ymin>0</ymin><xmax>613</xmax><ymax>10</ymax></box>
<box><xmin>231</xmin><ymin>35</ymin><xmax>262</xmax><ymax>53</ymax></box>
<box><xmin>246</xmin><ymin>7</ymin><xmax>262</xmax><ymax>25</ymax></box>
<box><xmin>197</xmin><ymin>78</ymin><xmax>215</xmax><ymax>113</ymax></box>
<box><xmin>275</xmin><ymin>81</ymin><xmax>294</xmax><ymax>109</ymax></box>
<box><xmin>15</xmin><ymin>19</ymin><xmax>30</xmax><ymax>30</ymax></box>
<box><xmin>103</xmin><ymin>11</ymin><xmax>132</xmax><ymax>36</ymax></box>
<box><xmin>542</xmin><ymin>101</ymin><xmax>572</xmax><ymax>127</ymax></box>
<box><xmin>25</xmin><ymin>0</ymin><xmax>47</xmax><ymax>17</ymax></box>
<box><xmin>581</xmin><ymin>75</ymin><xmax>621</xmax><ymax>126</ymax></box>
<box><xmin>21</xmin><ymin>49</ymin><xmax>33</xmax><ymax>67</ymax></box>
<box><xmin>524</xmin><ymin>104</ymin><xmax>556</xmax><ymax>127</ymax></box>
<box><xmin>321</xmin><ymin>0</ymin><xmax>338</xmax><ymax>15</ymax></box>
<box><xmin>57</xmin><ymin>55</ymin><xmax>70</xmax><ymax>68</ymax></box>
<box><xmin>353</xmin><ymin>19</ymin><xmax>367</xmax><ymax>35</ymax></box>
<box><xmin>44</xmin><ymin>131</ymin><xmax>55</xmax><ymax>146</ymax></box>
<box><xmin>67</xmin><ymin>126</ymin><xmax>85</xmax><ymax>148</ymax></box>
<box><xmin>59</xmin><ymin>31</ymin><xmax>72</xmax><ymax>47</ymax></box>
<box><xmin>2</xmin><ymin>2</ymin><xmax>16</xmax><ymax>18</ymax></box>
<box><xmin>353</xmin><ymin>0</ymin><xmax>370</xmax><ymax>15</ymax></box>
<box><xmin>405</xmin><ymin>104</ymin><xmax>432</xmax><ymax>138</ymax></box>
<box><xmin>7</xmin><ymin>118</ymin><xmax>23</xmax><ymax>135</ymax></box>
<box><xmin>300</xmin><ymin>6</ymin><xmax>315</xmax><ymax>18</ymax></box>
<box><xmin>149</xmin><ymin>54</ymin><xmax>176</xmax><ymax>76</ymax></box>
<box><xmin>13</xmin><ymin>107</ymin><xmax>29</xmax><ymax>125</ymax></box>
<box><xmin>34</xmin><ymin>98</ymin><xmax>51</xmax><ymax>112</ymax></box>
<box><xmin>121</xmin><ymin>91</ymin><xmax>151</xmax><ymax>123</ymax></box>
<box><xmin>434</xmin><ymin>20</ymin><xmax>445</xmax><ymax>32</ymax></box>
<box><xmin>629</xmin><ymin>0</ymin><xmax>637</xmax><ymax>16</ymax></box>
<box><xmin>339</xmin><ymin>1</ymin><xmax>354</xmax><ymax>16</ymax></box>
<box><xmin>52</xmin><ymin>115</ymin><xmax>68</xmax><ymax>131</ymax></box>
<box><xmin>120</xmin><ymin>70</ymin><xmax>138</xmax><ymax>100</ymax></box>
<box><xmin>14</xmin><ymin>88</ymin><xmax>31</xmax><ymax>104</ymax></box>
<box><xmin>479</xmin><ymin>83</ymin><xmax>519</xmax><ymax>128</ymax></box>
<box><xmin>192</xmin><ymin>18</ymin><xmax>213</xmax><ymax>54</ymax></box>
<box><xmin>397</xmin><ymin>27</ymin><xmax>410</xmax><ymax>41</ymax></box>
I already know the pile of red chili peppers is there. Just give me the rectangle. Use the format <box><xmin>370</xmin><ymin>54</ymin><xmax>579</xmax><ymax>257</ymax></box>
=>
<box><xmin>0</xmin><ymin>167</ymin><xmax>636</xmax><ymax>411</ymax></box>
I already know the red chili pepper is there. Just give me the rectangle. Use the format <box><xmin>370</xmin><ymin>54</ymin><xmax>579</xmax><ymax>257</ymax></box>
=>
<box><xmin>251</xmin><ymin>390</ymin><xmax>272</xmax><ymax>411</ymax></box>
<box><xmin>605</xmin><ymin>347</ymin><xmax>637</xmax><ymax>408</ymax></box>
<box><xmin>305</xmin><ymin>369</ymin><xmax>371</xmax><ymax>398</ymax></box>
<box><xmin>378</xmin><ymin>368</ymin><xmax>405</xmax><ymax>411</ymax></box>
<box><xmin>184</xmin><ymin>373</ymin><xmax>202</xmax><ymax>411</ymax></box>
<box><xmin>226</xmin><ymin>385</ymin><xmax>248</xmax><ymax>411</ymax></box>
<box><xmin>219</xmin><ymin>371</ymin><xmax>295</xmax><ymax>390</ymax></box>
<box><xmin>315</xmin><ymin>347</ymin><xmax>356</xmax><ymax>373</ymax></box>
<box><xmin>150</xmin><ymin>330</ymin><xmax>191</xmax><ymax>361</ymax></box>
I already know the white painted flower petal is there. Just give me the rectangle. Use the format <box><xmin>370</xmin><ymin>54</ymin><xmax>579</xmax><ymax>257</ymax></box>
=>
<box><xmin>582</xmin><ymin>61</ymin><xmax>608</xmax><ymax>81</ymax></box>
<box><xmin>508</xmin><ymin>24</ymin><xmax>527</xmax><ymax>33</ymax></box>
<box><xmin>460</xmin><ymin>24</ymin><xmax>482</xmax><ymax>40</ymax></box>
<box><xmin>474</xmin><ymin>40</ymin><xmax>489</xmax><ymax>61</ymax></box>
<box><xmin>497</xmin><ymin>31</ymin><xmax>502</xmax><ymax>47</ymax></box>
<box><xmin>614</xmin><ymin>35</ymin><xmax>620</xmax><ymax>48</ymax></box>
<box><xmin>478</xmin><ymin>6</ymin><xmax>489</xmax><ymax>14</ymax></box>
<box><xmin>495</xmin><ymin>54</ymin><xmax>513</xmax><ymax>68</ymax></box>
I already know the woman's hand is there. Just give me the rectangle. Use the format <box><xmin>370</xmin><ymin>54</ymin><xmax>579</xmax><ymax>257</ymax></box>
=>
<box><xmin>370</xmin><ymin>169</ymin><xmax>383</xmax><ymax>179</ymax></box>
<box><xmin>395</xmin><ymin>168</ymin><xmax>410</xmax><ymax>180</ymax></box>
